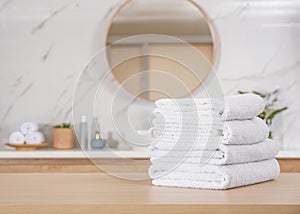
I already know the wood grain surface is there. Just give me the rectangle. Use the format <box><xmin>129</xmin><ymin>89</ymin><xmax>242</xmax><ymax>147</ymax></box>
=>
<box><xmin>0</xmin><ymin>173</ymin><xmax>299</xmax><ymax>213</ymax></box>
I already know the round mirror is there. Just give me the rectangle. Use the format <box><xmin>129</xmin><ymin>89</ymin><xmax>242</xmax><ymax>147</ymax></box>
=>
<box><xmin>106</xmin><ymin>0</ymin><xmax>216</xmax><ymax>101</ymax></box>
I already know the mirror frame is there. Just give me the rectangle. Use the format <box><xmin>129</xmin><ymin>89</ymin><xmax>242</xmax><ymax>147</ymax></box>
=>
<box><xmin>104</xmin><ymin>0</ymin><xmax>219</xmax><ymax>101</ymax></box>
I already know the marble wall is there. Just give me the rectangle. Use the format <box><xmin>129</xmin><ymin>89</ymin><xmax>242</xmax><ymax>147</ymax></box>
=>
<box><xmin>0</xmin><ymin>0</ymin><xmax>299</xmax><ymax>150</ymax></box>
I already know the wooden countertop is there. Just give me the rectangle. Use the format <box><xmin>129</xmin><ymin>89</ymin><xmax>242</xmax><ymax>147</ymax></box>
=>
<box><xmin>0</xmin><ymin>149</ymin><xmax>299</xmax><ymax>159</ymax></box>
<box><xmin>0</xmin><ymin>173</ymin><xmax>299</xmax><ymax>213</ymax></box>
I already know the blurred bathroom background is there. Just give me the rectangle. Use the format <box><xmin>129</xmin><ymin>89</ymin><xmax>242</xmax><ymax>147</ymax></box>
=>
<box><xmin>0</xmin><ymin>0</ymin><xmax>299</xmax><ymax>150</ymax></box>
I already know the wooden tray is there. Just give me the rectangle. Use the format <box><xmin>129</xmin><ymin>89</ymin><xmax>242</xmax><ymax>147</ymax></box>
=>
<box><xmin>5</xmin><ymin>142</ymin><xmax>48</xmax><ymax>151</ymax></box>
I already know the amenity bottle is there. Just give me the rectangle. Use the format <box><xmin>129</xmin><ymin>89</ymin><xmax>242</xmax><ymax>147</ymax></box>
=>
<box><xmin>80</xmin><ymin>115</ymin><xmax>88</xmax><ymax>150</ymax></box>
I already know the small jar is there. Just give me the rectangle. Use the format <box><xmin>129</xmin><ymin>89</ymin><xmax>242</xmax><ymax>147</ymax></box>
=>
<box><xmin>91</xmin><ymin>131</ymin><xmax>106</xmax><ymax>150</ymax></box>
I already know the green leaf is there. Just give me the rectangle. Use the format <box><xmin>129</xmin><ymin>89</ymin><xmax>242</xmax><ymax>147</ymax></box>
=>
<box><xmin>272</xmin><ymin>89</ymin><xmax>279</xmax><ymax>95</ymax></box>
<box><xmin>63</xmin><ymin>123</ymin><xmax>71</xmax><ymax>128</ymax></box>
<box><xmin>270</xmin><ymin>98</ymin><xmax>278</xmax><ymax>105</ymax></box>
<box><xmin>268</xmin><ymin>132</ymin><xmax>273</xmax><ymax>139</ymax></box>
<box><xmin>53</xmin><ymin>123</ymin><xmax>72</xmax><ymax>128</ymax></box>
<box><xmin>252</xmin><ymin>90</ymin><xmax>266</xmax><ymax>98</ymax></box>
<box><xmin>266</xmin><ymin>107</ymin><xmax>288</xmax><ymax>125</ymax></box>
<box><xmin>258</xmin><ymin>112</ymin><xmax>266</xmax><ymax>120</ymax></box>
<box><xmin>238</xmin><ymin>91</ymin><xmax>247</xmax><ymax>94</ymax></box>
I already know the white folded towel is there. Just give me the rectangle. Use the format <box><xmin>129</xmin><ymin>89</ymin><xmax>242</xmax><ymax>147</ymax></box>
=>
<box><xmin>156</xmin><ymin>99</ymin><xmax>224</xmax><ymax>111</ymax></box>
<box><xmin>9</xmin><ymin>131</ymin><xmax>25</xmax><ymax>144</ymax></box>
<box><xmin>20</xmin><ymin>122</ymin><xmax>38</xmax><ymax>135</ymax></box>
<box><xmin>151</xmin><ymin>128</ymin><xmax>222</xmax><ymax>138</ymax></box>
<box><xmin>155</xmin><ymin>94</ymin><xmax>265</xmax><ymax>121</ymax></box>
<box><xmin>151</xmin><ymin>114</ymin><xmax>223</xmax><ymax>127</ymax></box>
<box><xmin>152</xmin><ymin>117</ymin><xmax>269</xmax><ymax>145</ymax></box>
<box><xmin>150</xmin><ymin>139</ymin><xmax>279</xmax><ymax>165</ymax></box>
<box><xmin>155</xmin><ymin>96</ymin><xmax>224</xmax><ymax>111</ymax></box>
<box><xmin>149</xmin><ymin>159</ymin><xmax>280</xmax><ymax>190</ymax></box>
<box><xmin>152</xmin><ymin>109</ymin><xmax>222</xmax><ymax>124</ymax></box>
<box><xmin>25</xmin><ymin>131</ymin><xmax>45</xmax><ymax>144</ymax></box>
<box><xmin>152</xmin><ymin>117</ymin><xmax>223</xmax><ymax>131</ymax></box>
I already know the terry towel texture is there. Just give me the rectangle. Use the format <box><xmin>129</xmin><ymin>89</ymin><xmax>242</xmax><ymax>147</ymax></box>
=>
<box><xmin>8</xmin><ymin>131</ymin><xmax>25</xmax><ymax>144</ymax></box>
<box><xmin>8</xmin><ymin>122</ymin><xmax>44</xmax><ymax>145</ymax></box>
<box><xmin>150</xmin><ymin>159</ymin><xmax>280</xmax><ymax>190</ymax></box>
<box><xmin>151</xmin><ymin>117</ymin><xmax>269</xmax><ymax>145</ymax></box>
<box><xmin>149</xmin><ymin>94</ymin><xmax>280</xmax><ymax>190</ymax></box>
<box><xmin>155</xmin><ymin>94</ymin><xmax>265</xmax><ymax>120</ymax></box>
<box><xmin>150</xmin><ymin>139</ymin><xmax>280</xmax><ymax>165</ymax></box>
<box><xmin>20</xmin><ymin>122</ymin><xmax>38</xmax><ymax>135</ymax></box>
<box><xmin>24</xmin><ymin>132</ymin><xmax>45</xmax><ymax>144</ymax></box>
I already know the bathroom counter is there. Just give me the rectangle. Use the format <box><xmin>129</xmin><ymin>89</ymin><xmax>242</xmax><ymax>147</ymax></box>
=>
<box><xmin>0</xmin><ymin>147</ymin><xmax>149</xmax><ymax>158</ymax></box>
<box><xmin>0</xmin><ymin>148</ymin><xmax>299</xmax><ymax>159</ymax></box>
<box><xmin>0</xmin><ymin>173</ymin><xmax>299</xmax><ymax>213</ymax></box>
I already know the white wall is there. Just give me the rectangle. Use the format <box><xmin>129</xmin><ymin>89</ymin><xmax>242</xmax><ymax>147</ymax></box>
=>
<box><xmin>0</xmin><ymin>0</ymin><xmax>299</xmax><ymax>150</ymax></box>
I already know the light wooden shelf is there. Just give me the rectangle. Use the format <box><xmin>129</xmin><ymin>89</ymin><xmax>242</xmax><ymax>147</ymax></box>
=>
<box><xmin>0</xmin><ymin>147</ymin><xmax>149</xmax><ymax>159</ymax></box>
<box><xmin>0</xmin><ymin>147</ymin><xmax>299</xmax><ymax>159</ymax></box>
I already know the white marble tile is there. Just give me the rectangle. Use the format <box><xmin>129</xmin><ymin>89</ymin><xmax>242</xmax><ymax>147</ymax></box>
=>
<box><xmin>0</xmin><ymin>0</ymin><xmax>299</xmax><ymax>150</ymax></box>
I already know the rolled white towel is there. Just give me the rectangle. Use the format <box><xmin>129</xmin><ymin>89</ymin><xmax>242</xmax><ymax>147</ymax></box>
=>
<box><xmin>149</xmin><ymin>159</ymin><xmax>280</xmax><ymax>190</ymax></box>
<box><xmin>25</xmin><ymin>131</ymin><xmax>45</xmax><ymax>144</ymax></box>
<box><xmin>20</xmin><ymin>122</ymin><xmax>38</xmax><ymax>135</ymax></box>
<box><xmin>150</xmin><ymin>139</ymin><xmax>280</xmax><ymax>165</ymax></box>
<box><xmin>151</xmin><ymin>117</ymin><xmax>269</xmax><ymax>145</ymax></box>
<box><xmin>155</xmin><ymin>94</ymin><xmax>265</xmax><ymax>121</ymax></box>
<box><xmin>9</xmin><ymin>131</ymin><xmax>25</xmax><ymax>144</ymax></box>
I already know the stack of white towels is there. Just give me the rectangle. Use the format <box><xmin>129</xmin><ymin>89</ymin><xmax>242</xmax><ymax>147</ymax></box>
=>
<box><xmin>149</xmin><ymin>94</ymin><xmax>280</xmax><ymax>190</ymax></box>
<box><xmin>9</xmin><ymin>122</ymin><xmax>45</xmax><ymax>145</ymax></box>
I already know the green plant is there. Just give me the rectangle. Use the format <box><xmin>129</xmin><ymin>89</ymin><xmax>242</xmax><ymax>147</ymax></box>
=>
<box><xmin>238</xmin><ymin>89</ymin><xmax>288</xmax><ymax>139</ymax></box>
<box><xmin>53</xmin><ymin>123</ymin><xmax>72</xmax><ymax>128</ymax></box>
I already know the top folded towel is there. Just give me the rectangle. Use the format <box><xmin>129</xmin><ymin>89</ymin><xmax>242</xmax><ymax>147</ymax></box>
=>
<box><xmin>155</xmin><ymin>94</ymin><xmax>265</xmax><ymax>121</ymax></box>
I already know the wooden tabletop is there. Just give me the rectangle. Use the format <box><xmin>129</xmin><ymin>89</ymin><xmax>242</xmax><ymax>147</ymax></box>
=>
<box><xmin>0</xmin><ymin>173</ymin><xmax>299</xmax><ymax>213</ymax></box>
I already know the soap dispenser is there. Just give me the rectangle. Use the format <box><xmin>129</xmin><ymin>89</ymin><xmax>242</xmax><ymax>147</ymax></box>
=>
<box><xmin>91</xmin><ymin>131</ymin><xmax>106</xmax><ymax>150</ymax></box>
<box><xmin>80</xmin><ymin>115</ymin><xmax>88</xmax><ymax>150</ymax></box>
